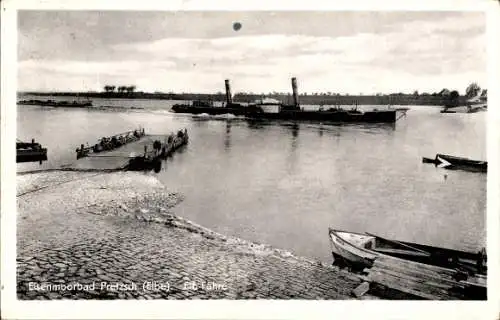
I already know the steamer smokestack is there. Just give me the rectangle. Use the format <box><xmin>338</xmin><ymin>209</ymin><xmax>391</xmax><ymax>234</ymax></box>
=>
<box><xmin>291</xmin><ymin>77</ymin><xmax>299</xmax><ymax>107</ymax></box>
<box><xmin>225</xmin><ymin>79</ymin><xmax>233</xmax><ymax>105</ymax></box>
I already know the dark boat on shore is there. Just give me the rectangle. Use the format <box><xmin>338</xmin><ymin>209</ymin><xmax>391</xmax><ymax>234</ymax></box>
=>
<box><xmin>17</xmin><ymin>99</ymin><xmax>93</xmax><ymax>108</ymax></box>
<box><xmin>171</xmin><ymin>78</ymin><xmax>400</xmax><ymax>124</ymax></box>
<box><xmin>334</xmin><ymin>230</ymin><xmax>486</xmax><ymax>274</ymax></box>
<box><xmin>17</xmin><ymin>139</ymin><xmax>48</xmax><ymax>164</ymax></box>
<box><xmin>329</xmin><ymin>229</ymin><xmax>486</xmax><ymax>299</ymax></box>
<box><xmin>422</xmin><ymin>154</ymin><xmax>487</xmax><ymax>172</ymax></box>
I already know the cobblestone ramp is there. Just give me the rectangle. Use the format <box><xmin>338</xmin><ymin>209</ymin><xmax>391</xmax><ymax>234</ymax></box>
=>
<box><xmin>17</xmin><ymin>171</ymin><xmax>367</xmax><ymax>300</ymax></box>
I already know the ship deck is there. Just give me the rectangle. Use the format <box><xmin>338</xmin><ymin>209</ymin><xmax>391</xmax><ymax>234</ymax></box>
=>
<box><xmin>63</xmin><ymin>135</ymin><xmax>167</xmax><ymax>171</ymax></box>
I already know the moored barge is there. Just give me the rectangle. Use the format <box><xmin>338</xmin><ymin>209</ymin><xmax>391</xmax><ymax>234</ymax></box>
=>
<box><xmin>18</xmin><ymin>99</ymin><xmax>93</xmax><ymax>108</ymax></box>
<box><xmin>17</xmin><ymin>139</ymin><xmax>48</xmax><ymax>163</ymax></box>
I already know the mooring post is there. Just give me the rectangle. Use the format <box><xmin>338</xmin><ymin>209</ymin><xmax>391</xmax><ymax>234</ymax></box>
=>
<box><xmin>225</xmin><ymin>79</ymin><xmax>233</xmax><ymax>105</ymax></box>
<box><xmin>291</xmin><ymin>77</ymin><xmax>299</xmax><ymax>108</ymax></box>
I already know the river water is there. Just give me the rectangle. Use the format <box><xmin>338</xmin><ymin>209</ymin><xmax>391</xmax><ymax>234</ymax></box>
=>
<box><xmin>17</xmin><ymin>96</ymin><xmax>487</xmax><ymax>262</ymax></box>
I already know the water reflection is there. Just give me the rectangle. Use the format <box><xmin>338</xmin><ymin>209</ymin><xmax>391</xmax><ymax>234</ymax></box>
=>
<box><xmin>290</xmin><ymin>123</ymin><xmax>299</xmax><ymax>139</ymax></box>
<box><xmin>224</xmin><ymin>122</ymin><xmax>232</xmax><ymax>151</ymax></box>
<box><xmin>289</xmin><ymin>123</ymin><xmax>299</xmax><ymax>152</ymax></box>
<box><xmin>287</xmin><ymin>124</ymin><xmax>299</xmax><ymax>172</ymax></box>
<box><xmin>246</xmin><ymin>119</ymin><xmax>266</xmax><ymax>130</ymax></box>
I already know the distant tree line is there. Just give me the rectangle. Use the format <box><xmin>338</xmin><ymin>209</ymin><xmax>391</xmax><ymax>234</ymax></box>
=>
<box><xmin>20</xmin><ymin>82</ymin><xmax>486</xmax><ymax>106</ymax></box>
<box><xmin>103</xmin><ymin>85</ymin><xmax>137</xmax><ymax>94</ymax></box>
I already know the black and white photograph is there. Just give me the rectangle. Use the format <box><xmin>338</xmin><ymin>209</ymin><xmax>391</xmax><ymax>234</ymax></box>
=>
<box><xmin>2</xmin><ymin>1</ymin><xmax>499</xmax><ymax>319</ymax></box>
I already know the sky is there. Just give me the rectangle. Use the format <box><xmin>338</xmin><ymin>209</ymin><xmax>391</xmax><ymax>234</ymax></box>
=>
<box><xmin>17</xmin><ymin>11</ymin><xmax>486</xmax><ymax>94</ymax></box>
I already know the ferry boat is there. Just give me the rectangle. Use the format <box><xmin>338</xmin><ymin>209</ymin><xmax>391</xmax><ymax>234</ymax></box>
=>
<box><xmin>171</xmin><ymin>78</ymin><xmax>400</xmax><ymax>124</ymax></box>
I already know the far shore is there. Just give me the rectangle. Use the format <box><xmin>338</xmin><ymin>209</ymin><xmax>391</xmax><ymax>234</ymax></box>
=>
<box><xmin>17</xmin><ymin>91</ymin><xmax>477</xmax><ymax>107</ymax></box>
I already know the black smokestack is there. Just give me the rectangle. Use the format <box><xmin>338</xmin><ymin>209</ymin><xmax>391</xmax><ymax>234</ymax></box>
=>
<box><xmin>291</xmin><ymin>77</ymin><xmax>299</xmax><ymax>107</ymax></box>
<box><xmin>225</xmin><ymin>79</ymin><xmax>233</xmax><ymax>105</ymax></box>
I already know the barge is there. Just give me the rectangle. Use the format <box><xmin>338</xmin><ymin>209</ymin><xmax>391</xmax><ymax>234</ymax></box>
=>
<box><xmin>69</xmin><ymin>129</ymin><xmax>188</xmax><ymax>173</ymax></box>
<box><xmin>171</xmin><ymin>78</ymin><xmax>400</xmax><ymax>124</ymax></box>
<box><xmin>18</xmin><ymin>99</ymin><xmax>93</xmax><ymax>108</ymax></box>
<box><xmin>127</xmin><ymin>129</ymin><xmax>189</xmax><ymax>172</ymax></box>
<box><xmin>17</xmin><ymin>139</ymin><xmax>48</xmax><ymax>164</ymax></box>
<box><xmin>422</xmin><ymin>154</ymin><xmax>487</xmax><ymax>172</ymax></box>
<box><xmin>75</xmin><ymin>128</ymin><xmax>145</xmax><ymax>159</ymax></box>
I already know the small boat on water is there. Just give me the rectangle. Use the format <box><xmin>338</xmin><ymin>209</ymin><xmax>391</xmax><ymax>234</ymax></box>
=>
<box><xmin>440</xmin><ymin>105</ymin><xmax>486</xmax><ymax>114</ymax></box>
<box><xmin>17</xmin><ymin>139</ymin><xmax>48</xmax><ymax>164</ymax></box>
<box><xmin>329</xmin><ymin>229</ymin><xmax>487</xmax><ymax>299</ymax></box>
<box><xmin>422</xmin><ymin>154</ymin><xmax>487</xmax><ymax>172</ymax></box>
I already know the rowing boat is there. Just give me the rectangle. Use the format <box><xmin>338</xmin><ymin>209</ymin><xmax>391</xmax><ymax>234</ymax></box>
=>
<box><xmin>329</xmin><ymin>229</ymin><xmax>486</xmax><ymax>275</ymax></box>
<box><xmin>422</xmin><ymin>154</ymin><xmax>487</xmax><ymax>172</ymax></box>
<box><xmin>329</xmin><ymin>229</ymin><xmax>487</xmax><ymax>299</ymax></box>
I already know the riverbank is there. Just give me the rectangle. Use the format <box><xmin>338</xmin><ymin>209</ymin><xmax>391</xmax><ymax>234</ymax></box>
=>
<box><xmin>18</xmin><ymin>91</ymin><xmax>472</xmax><ymax>106</ymax></box>
<box><xmin>17</xmin><ymin>171</ymin><xmax>381</xmax><ymax>300</ymax></box>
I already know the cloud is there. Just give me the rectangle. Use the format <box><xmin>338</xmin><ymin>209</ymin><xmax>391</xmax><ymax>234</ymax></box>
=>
<box><xmin>17</xmin><ymin>12</ymin><xmax>486</xmax><ymax>94</ymax></box>
<box><xmin>20</xmin><ymin>59</ymin><xmax>176</xmax><ymax>76</ymax></box>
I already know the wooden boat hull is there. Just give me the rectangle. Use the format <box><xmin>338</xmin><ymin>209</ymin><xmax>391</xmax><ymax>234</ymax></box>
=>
<box><xmin>329</xmin><ymin>228</ymin><xmax>487</xmax><ymax>300</ymax></box>
<box><xmin>17</xmin><ymin>149</ymin><xmax>48</xmax><ymax>163</ymax></box>
<box><xmin>329</xmin><ymin>230</ymin><xmax>376</xmax><ymax>269</ymax></box>
<box><xmin>329</xmin><ymin>229</ymin><xmax>486</xmax><ymax>275</ymax></box>
<box><xmin>369</xmin><ymin>233</ymin><xmax>486</xmax><ymax>275</ymax></box>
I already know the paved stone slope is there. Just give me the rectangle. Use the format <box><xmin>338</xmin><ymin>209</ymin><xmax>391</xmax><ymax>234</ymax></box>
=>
<box><xmin>17</xmin><ymin>171</ymin><xmax>369</xmax><ymax>300</ymax></box>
